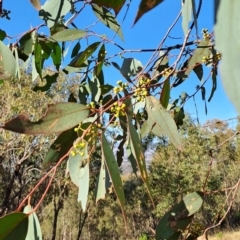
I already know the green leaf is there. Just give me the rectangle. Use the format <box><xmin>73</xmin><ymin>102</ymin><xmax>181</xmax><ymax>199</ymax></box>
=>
<box><xmin>0</xmin><ymin>212</ymin><xmax>28</xmax><ymax>240</ymax></box>
<box><xmin>141</xmin><ymin>96</ymin><xmax>182</xmax><ymax>150</ymax></box>
<box><xmin>133</xmin><ymin>0</ymin><xmax>164</xmax><ymax>25</ymax></box>
<box><xmin>51</xmin><ymin>29</ymin><xmax>87</xmax><ymax>42</ymax></box>
<box><xmin>23</xmin><ymin>205</ymin><xmax>42</xmax><ymax>240</ymax></box>
<box><xmin>39</xmin><ymin>0</ymin><xmax>71</xmax><ymax>28</ymax></box>
<box><xmin>34</xmin><ymin>73</ymin><xmax>58</xmax><ymax>92</ymax></box>
<box><xmin>68</xmin><ymin>143</ymin><xmax>89</xmax><ymax>211</ymax></box>
<box><xmin>183</xmin><ymin>192</ymin><xmax>203</xmax><ymax>215</ymax></box>
<box><xmin>19</xmin><ymin>32</ymin><xmax>34</xmax><ymax>56</ymax></box>
<box><xmin>42</xmin><ymin>127</ymin><xmax>78</xmax><ymax>169</ymax></box>
<box><xmin>71</xmin><ymin>42</ymin><xmax>81</xmax><ymax>58</ymax></box>
<box><xmin>94</xmin><ymin>44</ymin><xmax>106</xmax><ymax>76</ymax></box>
<box><xmin>89</xmin><ymin>75</ymin><xmax>101</xmax><ymax>102</ymax></box>
<box><xmin>208</xmin><ymin>66</ymin><xmax>217</xmax><ymax>102</ymax></box>
<box><xmin>50</xmin><ymin>23</ymin><xmax>67</xmax><ymax>36</ymax></box>
<box><xmin>92</xmin><ymin>4</ymin><xmax>124</xmax><ymax>41</ymax></box>
<box><xmin>96</xmin><ymin>153</ymin><xmax>107</xmax><ymax>202</ymax></box>
<box><xmin>51</xmin><ymin>42</ymin><xmax>61</xmax><ymax>70</ymax></box>
<box><xmin>79</xmin><ymin>84</ymin><xmax>90</xmax><ymax>105</ymax></box>
<box><xmin>215</xmin><ymin>1</ymin><xmax>240</xmax><ymax>113</ymax></box>
<box><xmin>182</xmin><ymin>0</ymin><xmax>193</xmax><ymax>35</ymax></box>
<box><xmin>126</xmin><ymin>146</ymin><xmax>138</xmax><ymax>174</ymax></box>
<box><xmin>200</xmin><ymin>86</ymin><xmax>205</xmax><ymax>101</ymax></box>
<box><xmin>193</xmin><ymin>64</ymin><xmax>203</xmax><ymax>81</ymax></box>
<box><xmin>156</xmin><ymin>192</ymin><xmax>203</xmax><ymax>240</ymax></box>
<box><xmin>173</xmin><ymin>107</ymin><xmax>185</xmax><ymax>128</ymax></box>
<box><xmin>185</xmin><ymin>39</ymin><xmax>211</xmax><ymax>77</ymax></box>
<box><xmin>121</xmin><ymin>58</ymin><xmax>143</xmax><ymax>77</ymax></box>
<box><xmin>77</xmin><ymin>163</ymin><xmax>89</xmax><ymax>212</ymax></box>
<box><xmin>128</xmin><ymin>119</ymin><xmax>154</xmax><ymax>205</ymax></box>
<box><xmin>0</xmin><ymin>29</ymin><xmax>7</xmax><ymax>41</ymax></box>
<box><xmin>34</xmin><ymin>40</ymin><xmax>43</xmax><ymax>79</ymax></box>
<box><xmin>69</xmin><ymin>42</ymin><xmax>101</xmax><ymax>68</ymax></box>
<box><xmin>29</xmin><ymin>0</ymin><xmax>41</xmax><ymax>10</ymax></box>
<box><xmin>160</xmin><ymin>78</ymin><xmax>170</xmax><ymax>109</ymax></box>
<box><xmin>192</xmin><ymin>0</ymin><xmax>198</xmax><ymax>34</ymax></box>
<box><xmin>0</xmin><ymin>41</ymin><xmax>17</xmax><ymax>80</ymax></box>
<box><xmin>68</xmin><ymin>144</ymin><xmax>89</xmax><ymax>187</ymax></box>
<box><xmin>152</xmin><ymin>51</ymin><xmax>169</xmax><ymax>81</ymax></box>
<box><xmin>2</xmin><ymin>102</ymin><xmax>89</xmax><ymax>135</ymax></box>
<box><xmin>31</xmin><ymin>55</ymin><xmax>39</xmax><ymax>81</ymax></box>
<box><xmin>39</xmin><ymin>41</ymin><xmax>53</xmax><ymax>60</ymax></box>
<box><xmin>91</xmin><ymin>0</ymin><xmax>126</xmax><ymax>15</ymax></box>
<box><xmin>101</xmin><ymin>133</ymin><xmax>125</xmax><ymax>208</ymax></box>
<box><xmin>14</xmin><ymin>47</ymin><xmax>21</xmax><ymax>80</ymax></box>
<box><xmin>100</xmin><ymin>84</ymin><xmax>113</xmax><ymax>95</ymax></box>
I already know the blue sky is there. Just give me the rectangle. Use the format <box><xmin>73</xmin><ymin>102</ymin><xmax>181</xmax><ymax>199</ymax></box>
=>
<box><xmin>1</xmin><ymin>0</ymin><xmax>237</xmax><ymax>124</ymax></box>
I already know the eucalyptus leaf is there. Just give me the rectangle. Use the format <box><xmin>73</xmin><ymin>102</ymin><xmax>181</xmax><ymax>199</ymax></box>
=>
<box><xmin>0</xmin><ymin>41</ymin><xmax>17</xmax><ymax>80</ymax></box>
<box><xmin>39</xmin><ymin>0</ymin><xmax>71</xmax><ymax>28</ymax></box>
<box><xmin>2</xmin><ymin>103</ymin><xmax>89</xmax><ymax>135</ymax></box>
<box><xmin>23</xmin><ymin>205</ymin><xmax>42</xmax><ymax>240</ymax></box>
<box><xmin>92</xmin><ymin>4</ymin><xmax>124</xmax><ymax>41</ymax></box>
<box><xmin>215</xmin><ymin>1</ymin><xmax>240</xmax><ymax>113</ymax></box>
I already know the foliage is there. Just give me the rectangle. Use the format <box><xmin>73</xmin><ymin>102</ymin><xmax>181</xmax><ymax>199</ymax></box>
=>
<box><xmin>1</xmin><ymin>0</ymin><xmax>240</xmax><ymax>239</ymax></box>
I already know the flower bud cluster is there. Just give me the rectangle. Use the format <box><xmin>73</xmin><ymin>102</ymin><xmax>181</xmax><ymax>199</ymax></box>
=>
<box><xmin>162</xmin><ymin>68</ymin><xmax>172</xmax><ymax>78</ymax></box>
<box><xmin>110</xmin><ymin>102</ymin><xmax>126</xmax><ymax>118</ymax></box>
<box><xmin>202</xmin><ymin>52</ymin><xmax>222</xmax><ymax>65</ymax></box>
<box><xmin>71</xmin><ymin>141</ymin><xmax>86</xmax><ymax>157</ymax></box>
<box><xmin>133</xmin><ymin>76</ymin><xmax>151</xmax><ymax>102</ymax></box>
<box><xmin>113</xmin><ymin>81</ymin><xmax>128</xmax><ymax>94</ymax></box>
<box><xmin>202</xmin><ymin>28</ymin><xmax>210</xmax><ymax>40</ymax></box>
<box><xmin>87</xmin><ymin>102</ymin><xmax>95</xmax><ymax>108</ymax></box>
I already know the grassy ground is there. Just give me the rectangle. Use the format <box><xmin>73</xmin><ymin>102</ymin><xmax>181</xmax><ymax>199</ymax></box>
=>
<box><xmin>209</xmin><ymin>230</ymin><xmax>240</xmax><ymax>240</ymax></box>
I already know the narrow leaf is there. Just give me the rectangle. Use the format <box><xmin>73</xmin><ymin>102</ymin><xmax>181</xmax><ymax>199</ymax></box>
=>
<box><xmin>92</xmin><ymin>4</ymin><xmax>124</xmax><ymax>41</ymax></box>
<box><xmin>2</xmin><ymin>103</ymin><xmax>89</xmax><ymax>135</ymax></box>
<box><xmin>78</xmin><ymin>163</ymin><xmax>89</xmax><ymax>212</ymax></box>
<box><xmin>69</xmin><ymin>42</ymin><xmax>101</xmax><ymax>68</ymax></box>
<box><xmin>94</xmin><ymin>44</ymin><xmax>106</xmax><ymax>76</ymax></box>
<box><xmin>215</xmin><ymin>1</ymin><xmax>240</xmax><ymax>113</ymax></box>
<box><xmin>91</xmin><ymin>0</ymin><xmax>126</xmax><ymax>15</ymax></box>
<box><xmin>101</xmin><ymin>133</ymin><xmax>125</xmax><ymax>208</ymax></box>
<box><xmin>0</xmin><ymin>212</ymin><xmax>28</xmax><ymax>240</ymax></box>
<box><xmin>51</xmin><ymin>29</ymin><xmax>87</xmax><ymax>42</ymax></box>
<box><xmin>51</xmin><ymin>42</ymin><xmax>61</xmax><ymax>70</ymax></box>
<box><xmin>23</xmin><ymin>205</ymin><xmax>42</xmax><ymax>240</ymax></box>
<box><xmin>208</xmin><ymin>66</ymin><xmax>217</xmax><ymax>102</ymax></box>
<box><xmin>133</xmin><ymin>0</ymin><xmax>164</xmax><ymax>25</ymax></box>
<box><xmin>34</xmin><ymin>40</ymin><xmax>43</xmax><ymax>79</ymax></box>
<box><xmin>30</xmin><ymin>0</ymin><xmax>41</xmax><ymax>10</ymax></box>
<box><xmin>160</xmin><ymin>78</ymin><xmax>170</xmax><ymax>109</ymax></box>
<box><xmin>128</xmin><ymin>118</ymin><xmax>154</xmax><ymax>205</ymax></box>
<box><xmin>0</xmin><ymin>41</ymin><xmax>17</xmax><ymax>80</ymax></box>
<box><xmin>96</xmin><ymin>153</ymin><xmax>107</xmax><ymax>202</ymax></box>
<box><xmin>71</xmin><ymin>42</ymin><xmax>81</xmax><ymax>58</ymax></box>
<box><xmin>182</xmin><ymin>0</ymin><xmax>192</xmax><ymax>36</ymax></box>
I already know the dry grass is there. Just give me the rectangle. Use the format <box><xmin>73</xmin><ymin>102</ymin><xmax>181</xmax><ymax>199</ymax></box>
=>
<box><xmin>209</xmin><ymin>230</ymin><xmax>240</xmax><ymax>240</ymax></box>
